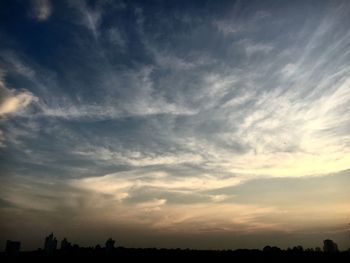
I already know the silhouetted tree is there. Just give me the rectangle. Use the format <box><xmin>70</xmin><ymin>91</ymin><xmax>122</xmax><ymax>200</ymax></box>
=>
<box><xmin>263</xmin><ymin>245</ymin><xmax>272</xmax><ymax>252</ymax></box>
<box><xmin>292</xmin><ymin>245</ymin><xmax>304</xmax><ymax>252</ymax></box>
<box><xmin>61</xmin><ymin>238</ymin><xmax>72</xmax><ymax>250</ymax></box>
<box><xmin>323</xmin><ymin>239</ymin><xmax>338</xmax><ymax>253</ymax></box>
<box><xmin>105</xmin><ymin>238</ymin><xmax>115</xmax><ymax>252</ymax></box>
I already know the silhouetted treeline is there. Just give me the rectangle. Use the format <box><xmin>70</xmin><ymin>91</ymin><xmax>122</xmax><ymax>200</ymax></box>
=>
<box><xmin>2</xmin><ymin>233</ymin><xmax>350</xmax><ymax>262</ymax></box>
<box><xmin>1</xmin><ymin>247</ymin><xmax>350</xmax><ymax>262</ymax></box>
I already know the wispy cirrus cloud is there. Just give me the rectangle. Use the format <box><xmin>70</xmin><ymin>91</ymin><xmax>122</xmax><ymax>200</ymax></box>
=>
<box><xmin>2</xmin><ymin>0</ymin><xmax>349</xmax><ymax>178</ymax></box>
<box><xmin>30</xmin><ymin>0</ymin><xmax>52</xmax><ymax>22</ymax></box>
<box><xmin>68</xmin><ymin>0</ymin><xmax>102</xmax><ymax>39</ymax></box>
<box><xmin>1</xmin><ymin>0</ymin><xmax>350</xmax><ymax>250</ymax></box>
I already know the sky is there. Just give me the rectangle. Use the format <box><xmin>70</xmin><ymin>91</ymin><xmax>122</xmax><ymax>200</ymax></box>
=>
<box><xmin>0</xmin><ymin>0</ymin><xmax>350</xmax><ymax>251</ymax></box>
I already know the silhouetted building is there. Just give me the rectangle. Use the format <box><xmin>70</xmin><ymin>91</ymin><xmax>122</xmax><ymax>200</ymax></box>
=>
<box><xmin>323</xmin><ymin>239</ymin><xmax>338</xmax><ymax>253</ymax></box>
<box><xmin>61</xmin><ymin>238</ymin><xmax>72</xmax><ymax>250</ymax></box>
<box><xmin>105</xmin><ymin>238</ymin><xmax>115</xmax><ymax>252</ymax></box>
<box><xmin>5</xmin><ymin>240</ymin><xmax>21</xmax><ymax>256</ymax></box>
<box><xmin>44</xmin><ymin>233</ymin><xmax>57</xmax><ymax>255</ymax></box>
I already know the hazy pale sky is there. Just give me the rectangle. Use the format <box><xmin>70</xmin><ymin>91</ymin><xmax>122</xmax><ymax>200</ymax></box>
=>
<box><xmin>0</xmin><ymin>0</ymin><xmax>350</xmax><ymax>251</ymax></box>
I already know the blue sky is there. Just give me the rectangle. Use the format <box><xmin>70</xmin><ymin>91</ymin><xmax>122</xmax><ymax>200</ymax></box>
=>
<box><xmin>0</xmin><ymin>0</ymin><xmax>350</xmax><ymax>250</ymax></box>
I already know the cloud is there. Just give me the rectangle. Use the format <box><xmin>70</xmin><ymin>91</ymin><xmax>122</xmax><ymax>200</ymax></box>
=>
<box><xmin>1</xmin><ymin>0</ymin><xmax>350</xmax><ymax>249</ymax></box>
<box><xmin>34</xmin><ymin>64</ymin><xmax>196</xmax><ymax>120</ymax></box>
<box><xmin>67</xmin><ymin>0</ymin><xmax>118</xmax><ymax>40</ymax></box>
<box><xmin>70</xmin><ymin>170</ymin><xmax>244</xmax><ymax>198</ymax></box>
<box><xmin>214</xmin><ymin>20</ymin><xmax>243</xmax><ymax>36</ymax></box>
<box><xmin>0</xmin><ymin>70</ymin><xmax>38</xmax><ymax>116</ymax></box>
<box><xmin>30</xmin><ymin>0</ymin><xmax>52</xmax><ymax>22</ymax></box>
<box><xmin>107</xmin><ymin>27</ymin><xmax>126</xmax><ymax>50</ymax></box>
<box><xmin>0</xmin><ymin>91</ymin><xmax>36</xmax><ymax>116</ymax></box>
<box><xmin>2</xmin><ymin>0</ymin><xmax>349</xmax><ymax>179</ymax></box>
<box><xmin>137</xmin><ymin>198</ymin><xmax>167</xmax><ymax>212</ymax></box>
<box><xmin>1</xmin><ymin>174</ymin><xmax>281</xmax><ymax>234</ymax></box>
<box><xmin>73</xmin><ymin>146</ymin><xmax>204</xmax><ymax>167</ymax></box>
<box><xmin>0</xmin><ymin>68</ymin><xmax>38</xmax><ymax>147</ymax></box>
<box><xmin>2</xmin><ymin>171</ymin><xmax>350</xmax><ymax>249</ymax></box>
<box><xmin>0</xmin><ymin>130</ymin><xmax>5</xmax><ymax>148</ymax></box>
<box><xmin>242</xmin><ymin>40</ymin><xmax>274</xmax><ymax>56</ymax></box>
<box><xmin>281</xmin><ymin>63</ymin><xmax>297</xmax><ymax>78</ymax></box>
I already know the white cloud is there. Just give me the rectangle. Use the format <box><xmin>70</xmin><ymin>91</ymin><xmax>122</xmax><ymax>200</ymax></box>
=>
<box><xmin>241</xmin><ymin>40</ymin><xmax>274</xmax><ymax>56</ymax></box>
<box><xmin>30</xmin><ymin>0</ymin><xmax>52</xmax><ymax>22</ymax></box>
<box><xmin>0</xmin><ymin>130</ymin><xmax>5</xmax><ymax>148</ymax></box>
<box><xmin>70</xmin><ymin>170</ymin><xmax>244</xmax><ymax>202</ymax></box>
<box><xmin>137</xmin><ymin>199</ymin><xmax>167</xmax><ymax>212</ymax></box>
<box><xmin>281</xmin><ymin>63</ymin><xmax>297</xmax><ymax>78</ymax></box>
<box><xmin>0</xmin><ymin>70</ymin><xmax>38</xmax><ymax>116</ymax></box>
<box><xmin>214</xmin><ymin>20</ymin><xmax>243</xmax><ymax>36</ymax></box>
<box><xmin>7</xmin><ymin>0</ymin><xmax>349</xmax><ymax>182</ymax></box>
<box><xmin>68</xmin><ymin>0</ymin><xmax>102</xmax><ymax>39</ymax></box>
<box><xmin>34</xmin><ymin>65</ymin><xmax>196</xmax><ymax>120</ymax></box>
<box><xmin>0</xmin><ymin>92</ymin><xmax>36</xmax><ymax>115</ymax></box>
<box><xmin>210</xmin><ymin>195</ymin><xmax>230</xmax><ymax>202</ymax></box>
<box><xmin>1</xmin><ymin>1</ymin><xmax>350</xmax><ymax>249</ymax></box>
<box><xmin>108</xmin><ymin>28</ymin><xmax>126</xmax><ymax>50</ymax></box>
<box><xmin>73</xmin><ymin>146</ymin><xmax>204</xmax><ymax>167</ymax></box>
<box><xmin>254</xmin><ymin>10</ymin><xmax>271</xmax><ymax>20</ymax></box>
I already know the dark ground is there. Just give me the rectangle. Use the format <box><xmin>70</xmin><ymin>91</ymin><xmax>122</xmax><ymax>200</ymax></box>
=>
<box><xmin>1</xmin><ymin>248</ymin><xmax>350</xmax><ymax>262</ymax></box>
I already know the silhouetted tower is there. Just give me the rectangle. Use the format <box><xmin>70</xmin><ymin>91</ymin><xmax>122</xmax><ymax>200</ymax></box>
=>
<box><xmin>44</xmin><ymin>233</ymin><xmax>57</xmax><ymax>255</ymax></box>
<box><xmin>61</xmin><ymin>238</ymin><xmax>72</xmax><ymax>250</ymax></box>
<box><xmin>105</xmin><ymin>238</ymin><xmax>115</xmax><ymax>252</ymax></box>
<box><xmin>5</xmin><ymin>240</ymin><xmax>21</xmax><ymax>256</ymax></box>
<box><xmin>323</xmin><ymin>239</ymin><xmax>338</xmax><ymax>253</ymax></box>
